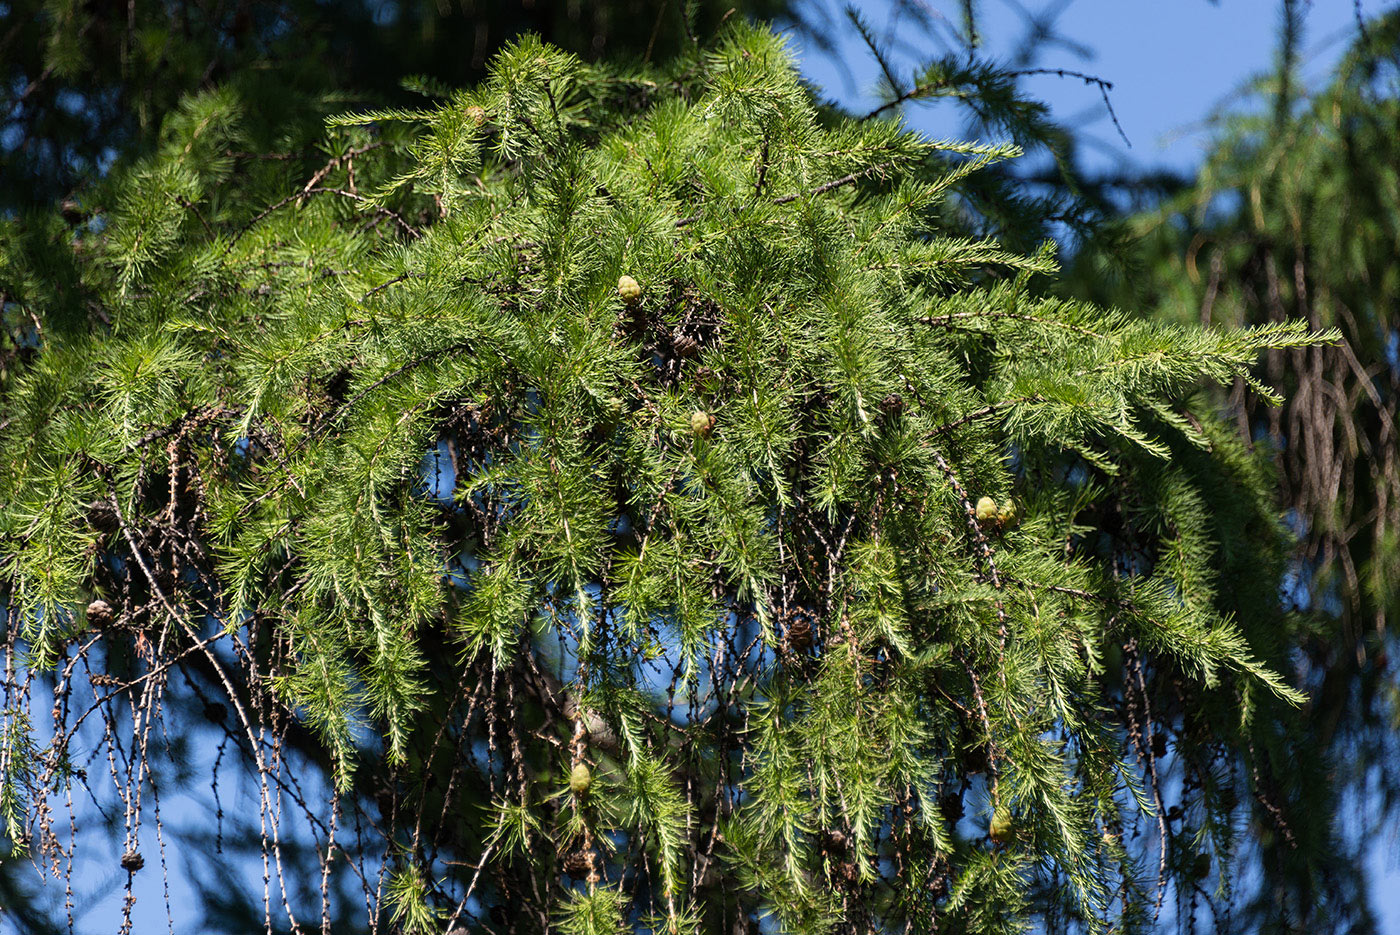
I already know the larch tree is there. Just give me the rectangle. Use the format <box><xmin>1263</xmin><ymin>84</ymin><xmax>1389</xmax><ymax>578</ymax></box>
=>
<box><xmin>0</xmin><ymin>22</ymin><xmax>1357</xmax><ymax>935</ymax></box>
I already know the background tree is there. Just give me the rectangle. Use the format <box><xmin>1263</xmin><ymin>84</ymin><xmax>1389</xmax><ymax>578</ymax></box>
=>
<box><xmin>1064</xmin><ymin>12</ymin><xmax>1400</xmax><ymax>928</ymax></box>
<box><xmin>0</xmin><ymin>21</ymin><xmax>1360</xmax><ymax>935</ymax></box>
<box><xmin>0</xmin><ymin>0</ymin><xmax>792</xmax><ymax>212</ymax></box>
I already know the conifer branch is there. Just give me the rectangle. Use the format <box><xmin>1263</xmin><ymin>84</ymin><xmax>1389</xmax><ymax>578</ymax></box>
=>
<box><xmin>862</xmin><ymin>77</ymin><xmax>957</xmax><ymax>122</ymax></box>
<box><xmin>297</xmin><ymin>143</ymin><xmax>385</xmax><ymax>203</ymax></box>
<box><xmin>101</xmin><ymin>483</ymin><xmax>275</xmax><ymax>797</ymax></box>
<box><xmin>926</xmin><ymin>447</ymin><xmax>1008</xmax><ymax>644</ymax></box>
<box><xmin>47</xmin><ymin>628</ymin><xmax>231</xmax><ymax>762</ymax></box>
<box><xmin>919</xmin><ymin>310</ymin><xmax>1108</xmax><ymax>340</ymax></box>
<box><xmin>122</xmin><ymin>405</ymin><xmax>230</xmax><ymax>454</ymax></box>
<box><xmin>674</xmin><ymin>163</ymin><xmax>896</xmax><ymax>227</ymax></box>
<box><xmin>861</xmin><ymin>63</ymin><xmax>1130</xmax><ymax>148</ymax></box>
<box><xmin>1123</xmin><ymin>638</ymin><xmax>1170</xmax><ymax>915</ymax></box>
<box><xmin>927</xmin><ymin>396</ymin><xmax>1045</xmax><ymax>437</ymax></box>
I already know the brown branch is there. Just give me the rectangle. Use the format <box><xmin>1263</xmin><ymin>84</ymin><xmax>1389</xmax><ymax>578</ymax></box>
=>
<box><xmin>675</xmin><ymin>165</ymin><xmax>892</xmax><ymax>228</ymax></box>
<box><xmin>862</xmin><ymin>76</ymin><xmax>957</xmax><ymax>122</ymax></box>
<box><xmin>927</xmin><ymin>396</ymin><xmax>1045</xmax><ymax>438</ymax></box>
<box><xmin>920</xmin><ymin>310</ymin><xmax>1108</xmax><ymax>341</ymax></box>
<box><xmin>122</xmin><ymin>405</ymin><xmax>232</xmax><ymax>455</ymax></box>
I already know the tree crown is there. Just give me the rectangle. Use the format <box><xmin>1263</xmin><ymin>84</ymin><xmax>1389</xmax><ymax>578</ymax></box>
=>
<box><xmin>0</xmin><ymin>23</ymin><xmax>1342</xmax><ymax>935</ymax></box>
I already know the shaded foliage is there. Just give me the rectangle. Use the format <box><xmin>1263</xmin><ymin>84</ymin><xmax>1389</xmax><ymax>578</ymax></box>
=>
<box><xmin>0</xmin><ymin>0</ymin><xmax>788</xmax><ymax>212</ymax></box>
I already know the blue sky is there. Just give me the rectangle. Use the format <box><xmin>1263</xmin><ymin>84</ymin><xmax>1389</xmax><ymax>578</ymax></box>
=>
<box><xmin>794</xmin><ymin>0</ymin><xmax>1392</xmax><ymax>176</ymax></box>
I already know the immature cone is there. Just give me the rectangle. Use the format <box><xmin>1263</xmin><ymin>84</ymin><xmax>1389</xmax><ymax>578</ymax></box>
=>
<box><xmin>997</xmin><ymin>498</ymin><xmax>1018</xmax><ymax>527</ymax></box>
<box><xmin>975</xmin><ymin>496</ymin><xmax>999</xmax><ymax>524</ymax></box>
<box><xmin>690</xmin><ymin>409</ymin><xmax>715</xmax><ymax>438</ymax></box>
<box><xmin>1192</xmin><ymin>851</ymin><xmax>1212</xmax><ymax>880</ymax></box>
<box><xmin>989</xmin><ymin>806</ymin><xmax>1013</xmax><ymax>844</ymax></box>
<box><xmin>617</xmin><ymin>274</ymin><xmax>642</xmax><ymax>305</ymax></box>
<box><xmin>569</xmin><ymin>762</ymin><xmax>592</xmax><ymax>796</ymax></box>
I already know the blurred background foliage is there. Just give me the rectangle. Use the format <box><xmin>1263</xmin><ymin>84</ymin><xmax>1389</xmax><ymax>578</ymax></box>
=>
<box><xmin>1</xmin><ymin>0</ymin><xmax>794</xmax><ymax>210</ymax></box>
<box><xmin>1063</xmin><ymin>4</ymin><xmax>1400</xmax><ymax>879</ymax></box>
